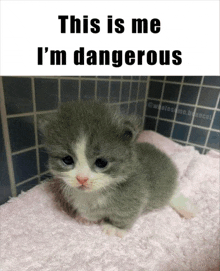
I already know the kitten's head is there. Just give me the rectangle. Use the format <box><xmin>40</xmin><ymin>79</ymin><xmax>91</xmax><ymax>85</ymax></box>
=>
<box><xmin>39</xmin><ymin>100</ymin><xmax>141</xmax><ymax>193</ymax></box>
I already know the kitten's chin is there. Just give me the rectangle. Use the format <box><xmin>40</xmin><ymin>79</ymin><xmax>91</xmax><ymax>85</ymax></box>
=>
<box><xmin>76</xmin><ymin>184</ymin><xmax>104</xmax><ymax>193</ymax></box>
<box><xmin>77</xmin><ymin>185</ymin><xmax>91</xmax><ymax>192</ymax></box>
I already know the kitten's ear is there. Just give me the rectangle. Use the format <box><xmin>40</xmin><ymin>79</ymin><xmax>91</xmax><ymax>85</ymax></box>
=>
<box><xmin>121</xmin><ymin>115</ymin><xmax>141</xmax><ymax>142</ymax></box>
<box><xmin>38</xmin><ymin>113</ymin><xmax>57</xmax><ymax>134</ymax></box>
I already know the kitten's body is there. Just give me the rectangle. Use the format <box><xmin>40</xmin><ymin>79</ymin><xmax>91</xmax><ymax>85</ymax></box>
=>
<box><xmin>39</xmin><ymin>101</ymin><xmax>193</xmax><ymax>236</ymax></box>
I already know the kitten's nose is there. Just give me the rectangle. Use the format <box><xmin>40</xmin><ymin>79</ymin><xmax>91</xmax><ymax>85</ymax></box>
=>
<box><xmin>76</xmin><ymin>175</ymin><xmax>89</xmax><ymax>185</ymax></box>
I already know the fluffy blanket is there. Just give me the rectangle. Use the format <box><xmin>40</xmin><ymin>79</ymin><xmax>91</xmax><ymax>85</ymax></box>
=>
<box><xmin>0</xmin><ymin>131</ymin><xmax>219</xmax><ymax>271</ymax></box>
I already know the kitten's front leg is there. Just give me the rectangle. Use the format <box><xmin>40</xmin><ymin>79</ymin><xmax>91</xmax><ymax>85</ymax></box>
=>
<box><xmin>74</xmin><ymin>214</ymin><xmax>95</xmax><ymax>225</ymax></box>
<box><xmin>101</xmin><ymin>223</ymin><xmax>128</xmax><ymax>238</ymax></box>
<box><xmin>100</xmin><ymin>215</ymin><xmax>136</xmax><ymax>238</ymax></box>
<box><xmin>169</xmin><ymin>188</ymin><xmax>197</xmax><ymax>219</ymax></box>
<box><xmin>74</xmin><ymin>214</ymin><xmax>102</xmax><ymax>225</ymax></box>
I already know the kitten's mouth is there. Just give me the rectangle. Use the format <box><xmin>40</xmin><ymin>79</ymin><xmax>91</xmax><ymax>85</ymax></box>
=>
<box><xmin>78</xmin><ymin>185</ymin><xmax>89</xmax><ymax>191</ymax></box>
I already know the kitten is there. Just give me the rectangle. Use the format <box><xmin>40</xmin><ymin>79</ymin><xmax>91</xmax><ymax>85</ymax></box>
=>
<box><xmin>39</xmin><ymin>100</ymin><xmax>195</xmax><ymax>237</ymax></box>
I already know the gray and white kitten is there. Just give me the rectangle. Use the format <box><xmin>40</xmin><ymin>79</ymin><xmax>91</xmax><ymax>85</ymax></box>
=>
<box><xmin>39</xmin><ymin>100</ymin><xmax>195</xmax><ymax>237</ymax></box>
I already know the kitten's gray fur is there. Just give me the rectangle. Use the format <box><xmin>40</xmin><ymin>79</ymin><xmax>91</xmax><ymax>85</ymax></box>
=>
<box><xmin>39</xmin><ymin>100</ymin><xmax>178</xmax><ymax>231</ymax></box>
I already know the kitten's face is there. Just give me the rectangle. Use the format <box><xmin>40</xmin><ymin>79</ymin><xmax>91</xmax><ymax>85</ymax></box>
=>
<box><xmin>49</xmin><ymin>136</ymin><xmax>128</xmax><ymax>192</ymax></box>
<box><xmin>39</xmin><ymin>101</ymin><xmax>140</xmax><ymax>193</ymax></box>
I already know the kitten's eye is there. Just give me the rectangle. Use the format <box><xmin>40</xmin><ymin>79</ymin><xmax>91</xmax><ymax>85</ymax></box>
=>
<box><xmin>95</xmin><ymin>158</ymin><xmax>108</xmax><ymax>169</ymax></box>
<box><xmin>123</xmin><ymin>130</ymin><xmax>133</xmax><ymax>139</ymax></box>
<box><xmin>62</xmin><ymin>156</ymin><xmax>74</xmax><ymax>165</ymax></box>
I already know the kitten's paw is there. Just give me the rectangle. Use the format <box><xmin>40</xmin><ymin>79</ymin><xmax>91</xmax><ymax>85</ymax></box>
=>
<box><xmin>170</xmin><ymin>193</ymin><xmax>198</xmax><ymax>219</ymax></box>
<box><xmin>101</xmin><ymin>223</ymin><xmax>127</xmax><ymax>238</ymax></box>
<box><xmin>75</xmin><ymin>215</ymin><xmax>98</xmax><ymax>225</ymax></box>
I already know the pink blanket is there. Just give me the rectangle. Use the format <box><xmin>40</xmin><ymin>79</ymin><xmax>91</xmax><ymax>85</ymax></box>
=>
<box><xmin>0</xmin><ymin>131</ymin><xmax>219</xmax><ymax>271</ymax></box>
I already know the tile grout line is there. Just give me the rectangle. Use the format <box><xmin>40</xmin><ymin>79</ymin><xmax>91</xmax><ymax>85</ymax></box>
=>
<box><xmin>12</xmin><ymin>146</ymin><xmax>37</xmax><ymax>156</ymax></box>
<box><xmin>142</xmin><ymin>77</ymin><xmax>150</xmax><ymax>129</ymax></box>
<box><xmin>6</xmin><ymin>100</ymin><xmax>148</xmax><ymax>119</ymax></box>
<box><xmin>119</xmin><ymin>78</ymin><xmax>123</xmax><ymax>104</ymax></box>
<box><xmin>4</xmin><ymin>75</ymin><xmax>220</xmax><ymax>89</ymax></box>
<box><xmin>16</xmin><ymin>170</ymin><xmax>51</xmax><ymax>187</ymax></box>
<box><xmin>6</xmin><ymin>98</ymin><xmax>219</xmax><ymax>120</ymax></box>
<box><xmin>11</xmin><ymin>144</ymin><xmax>45</xmax><ymax>156</ymax></box>
<box><xmin>31</xmin><ymin>77</ymin><xmax>41</xmax><ymax>184</ymax></box>
<box><xmin>6</xmin><ymin>110</ymin><xmax>57</xmax><ymax>119</ymax></box>
<box><xmin>94</xmin><ymin>77</ymin><xmax>98</xmax><ymax>100</ymax></box>
<box><xmin>8</xmin><ymin>75</ymin><xmax>148</xmax><ymax>83</ymax></box>
<box><xmin>172</xmin><ymin>139</ymin><xmax>212</xmax><ymax>152</ymax></box>
<box><xmin>143</xmin><ymin>97</ymin><xmax>220</xmax><ymax>111</ymax></box>
<box><xmin>107</xmin><ymin>79</ymin><xmax>111</xmax><ymax>103</ymax></box>
<box><xmin>58</xmin><ymin>77</ymin><xmax>61</xmax><ymax>104</ymax></box>
<box><xmin>150</xmin><ymin>78</ymin><xmax>220</xmax><ymax>89</ymax></box>
<box><xmin>78</xmin><ymin>76</ymin><xmax>81</xmax><ymax>100</ymax></box>
<box><xmin>127</xmin><ymin>79</ymin><xmax>133</xmax><ymax>113</ymax></box>
<box><xmin>142</xmin><ymin>116</ymin><xmax>220</xmax><ymax>133</ymax></box>
<box><xmin>170</xmin><ymin>76</ymin><xmax>184</xmax><ymax>138</ymax></box>
<box><xmin>185</xmin><ymin>76</ymin><xmax>204</xmax><ymax>144</ymax></box>
<box><xmin>0</xmin><ymin>77</ymin><xmax>17</xmax><ymax>197</ymax></box>
<box><xmin>134</xmin><ymin>78</ymin><xmax>141</xmax><ymax>115</ymax></box>
<box><xmin>8</xmin><ymin>75</ymin><xmax>220</xmax><ymax>89</ymax></box>
<box><xmin>154</xmin><ymin>76</ymin><xmax>166</xmax><ymax>131</ymax></box>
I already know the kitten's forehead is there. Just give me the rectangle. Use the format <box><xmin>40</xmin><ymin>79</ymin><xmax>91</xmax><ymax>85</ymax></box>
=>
<box><xmin>72</xmin><ymin>136</ymin><xmax>92</xmax><ymax>175</ymax></box>
<box><xmin>73</xmin><ymin>136</ymin><xmax>87</xmax><ymax>161</ymax></box>
<box><xmin>46</xmin><ymin>101</ymin><xmax>133</xmax><ymax>156</ymax></box>
<box><xmin>58</xmin><ymin>101</ymin><xmax>120</xmax><ymax>133</ymax></box>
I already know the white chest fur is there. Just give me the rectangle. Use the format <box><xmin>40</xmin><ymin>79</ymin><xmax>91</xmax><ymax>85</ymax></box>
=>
<box><xmin>73</xmin><ymin>190</ymin><xmax>108</xmax><ymax>221</ymax></box>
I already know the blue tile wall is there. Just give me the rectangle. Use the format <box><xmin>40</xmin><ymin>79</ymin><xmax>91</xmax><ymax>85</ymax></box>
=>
<box><xmin>35</xmin><ymin>78</ymin><xmax>58</xmax><ymax>111</ymax></box>
<box><xmin>163</xmin><ymin>83</ymin><xmax>180</xmax><ymax>101</ymax></box>
<box><xmin>0</xmin><ymin>76</ymin><xmax>148</xmax><ymax>205</ymax></box>
<box><xmin>3</xmin><ymin>77</ymin><xmax>33</xmax><ymax>115</ymax></box>
<box><xmin>144</xmin><ymin>76</ymin><xmax>220</xmax><ymax>154</ymax></box>
<box><xmin>136</xmin><ymin>101</ymin><xmax>144</xmax><ymax>117</ymax></box>
<box><xmin>203</xmin><ymin>76</ymin><xmax>220</xmax><ymax>86</ymax></box>
<box><xmin>180</xmin><ymin>85</ymin><xmax>199</xmax><ymax>104</ymax></box>
<box><xmin>61</xmin><ymin>79</ymin><xmax>79</xmax><ymax>102</ymax></box>
<box><xmin>166</xmin><ymin>76</ymin><xmax>182</xmax><ymax>82</ymax></box>
<box><xmin>8</xmin><ymin>116</ymin><xmax>35</xmax><ymax>152</ymax></box>
<box><xmin>148</xmin><ymin>81</ymin><xmax>163</xmax><ymax>99</ymax></box>
<box><xmin>97</xmin><ymin>81</ymin><xmax>109</xmax><ymax>100</ymax></box>
<box><xmin>16</xmin><ymin>178</ymin><xmax>39</xmax><ymax>195</ymax></box>
<box><xmin>188</xmin><ymin>127</ymin><xmax>208</xmax><ymax>146</ymax></box>
<box><xmin>144</xmin><ymin>117</ymin><xmax>157</xmax><ymax>130</ymax></box>
<box><xmin>110</xmin><ymin>81</ymin><xmax>120</xmax><ymax>102</ymax></box>
<box><xmin>175</xmin><ymin>104</ymin><xmax>194</xmax><ymax>124</ymax></box>
<box><xmin>184</xmin><ymin>76</ymin><xmax>202</xmax><ymax>84</ymax></box>
<box><xmin>146</xmin><ymin>99</ymin><xmax>160</xmax><ymax>117</ymax></box>
<box><xmin>207</xmin><ymin>131</ymin><xmax>219</xmax><ymax>149</ymax></box>
<box><xmin>121</xmin><ymin>82</ymin><xmax>130</xmax><ymax>102</ymax></box>
<box><xmin>0</xmin><ymin>117</ymin><xmax>11</xmax><ymax>204</ymax></box>
<box><xmin>129</xmin><ymin>102</ymin><xmax>136</xmax><ymax>114</ymax></box>
<box><xmin>120</xmin><ymin>103</ymin><xmax>129</xmax><ymax>114</ymax></box>
<box><xmin>138</xmin><ymin>83</ymin><xmax>147</xmax><ymax>100</ymax></box>
<box><xmin>80</xmin><ymin>80</ymin><xmax>95</xmax><ymax>100</ymax></box>
<box><xmin>12</xmin><ymin>149</ymin><xmax>37</xmax><ymax>184</ymax></box>
<box><xmin>130</xmin><ymin>82</ymin><xmax>138</xmax><ymax>100</ymax></box>
<box><xmin>159</xmin><ymin>102</ymin><xmax>177</xmax><ymax>120</ymax></box>
<box><xmin>157</xmin><ymin>120</ymin><xmax>172</xmax><ymax>137</ymax></box>
<box><xmin>172</xmin><ymin>124</ymin><xmax>190</xmax><ymax>141</ymax></box>
<box><xmin>193</xmin><ymin>108</ymin><xmax>214</xmax><ymax>128</ymax></box>
<box><xmin>39</xmin><ymin>147</ymin><xmax>49</xmax><ymax>173</ymax></box>
<box><xmin>212</xmin><ymin>111</ymin><xmax>220</xmax><ymax>130</ymax></box>
<box><xmin>198</xmin><ymin>87</ymin><xmax>219</xmax><ymax>107</ymax></box>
